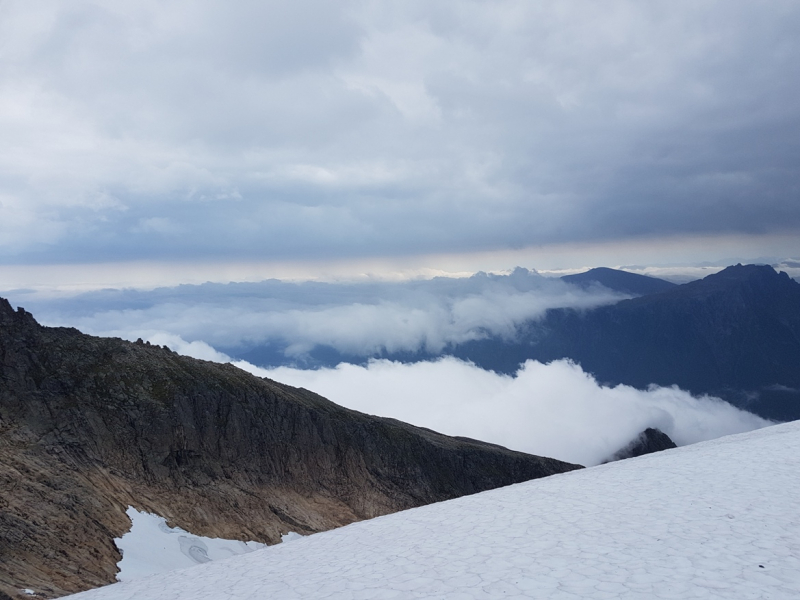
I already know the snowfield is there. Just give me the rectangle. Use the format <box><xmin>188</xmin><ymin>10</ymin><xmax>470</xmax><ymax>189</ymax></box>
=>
<box><xmin>114</xmin><ymin>508</ymin><xmax>268</xmax><ymax>582</ymax></box>
<box><xmin>66</xmin><ymin>421</ymin><xmax>800</xmax><ymax>599</ymax></box>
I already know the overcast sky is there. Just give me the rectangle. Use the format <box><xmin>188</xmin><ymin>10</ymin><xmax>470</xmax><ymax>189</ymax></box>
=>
<box><xmin>1</xmin><ymin>0</ymin><xmax>799</xmax><ymax>282</ymax></box>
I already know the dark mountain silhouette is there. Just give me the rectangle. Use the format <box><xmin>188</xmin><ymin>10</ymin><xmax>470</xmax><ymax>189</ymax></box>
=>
<box><xmin>561</xmin><ymin>267</ymin><xmax>677</xmax><ymax>296</ymax></box>
<box><xmin>451</xmin><ymin>265</ymin><xmax>800</xmax><ymax>421</ymax></box>
<box><xmin>231</xmin><ymin>265</ymin><xmax>800</xmax><ymax>420</ymax></box>
<box><xmin>602</xmin><ymin>428</ymin><xmax>677</xmax><ymax>463</ymax></box>
<box><xmin>0</xmin><ymin>299</ymin><xmax>580</xmax><ymax>599</ymax></box>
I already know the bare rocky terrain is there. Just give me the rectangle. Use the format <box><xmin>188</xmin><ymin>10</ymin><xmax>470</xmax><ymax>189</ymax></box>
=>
<box><xmin>0</xmin><ymin>298</ymin><xmax>580</xmax><ymax>599</ymax></box>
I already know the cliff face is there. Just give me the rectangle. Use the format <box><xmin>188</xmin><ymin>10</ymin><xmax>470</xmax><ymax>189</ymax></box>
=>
<box><xmin>0</xmin><ymin>299</ymin><xmax>581</xmax><ymax>599</ymax></box>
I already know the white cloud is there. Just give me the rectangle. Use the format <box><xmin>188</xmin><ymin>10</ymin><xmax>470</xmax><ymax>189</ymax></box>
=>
<box><xmin>132</xmin><ymin>217</ymin><xmax>184</xmax><ymax>235</ymax></box>
<box><xmin>34</xmin><ymin>269</ymin><xmax>625</xmax><ymax>357</ymax></box>
<box><xmin>143</xmin><ymin>331</ymin><xmax>231</xmax><ymax>363</ymax></box>
<box><xmin>256</xmin><ymin>357</ymin><xmax>771</xmax><ymax>467</ymax></box>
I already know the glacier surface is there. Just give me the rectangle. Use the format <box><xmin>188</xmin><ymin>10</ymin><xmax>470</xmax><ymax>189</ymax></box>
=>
<box><xmin>68</xmin><ymin>421</ymin><xmax>800</xmax><ymax>599</ymax></box>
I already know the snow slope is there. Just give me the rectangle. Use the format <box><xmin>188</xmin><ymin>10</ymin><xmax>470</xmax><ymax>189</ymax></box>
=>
<box><xmin>67</xmin><ymin>422</ymin><xmax>800</xmax><ymax>599</ymax></box>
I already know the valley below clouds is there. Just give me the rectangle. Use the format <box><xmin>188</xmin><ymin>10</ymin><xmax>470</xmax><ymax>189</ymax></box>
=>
<box><xmin>8</xmin><ymin>268</ymin><xmax>771</xmax><ymax>468</ymax></box>
<box><xmin>2</xmin><ymin>1</ymin><xmax>799</xmax><ymax>596</ymax></box>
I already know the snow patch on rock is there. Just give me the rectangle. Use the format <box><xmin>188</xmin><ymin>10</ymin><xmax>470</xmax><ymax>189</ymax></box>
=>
<box><xmin>114</xmin><ymin>507</ymin><xmax>266</xmax><ymax>582</ymax></box>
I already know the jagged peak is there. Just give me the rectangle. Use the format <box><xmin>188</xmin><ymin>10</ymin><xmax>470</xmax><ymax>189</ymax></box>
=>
<box><xmin>0</xmin><ymin>297</ymin><xmax>38</xmax><ymax>327</ymax></box>
<box><xmin>709</xmin><ymin>263</ymin><xmax>788</xmax><ymax>280</ymax></box>
<box><xmin>686</xmin><ymin>263</ymin><xmax>798</xmax><ymax>294</ymax></box>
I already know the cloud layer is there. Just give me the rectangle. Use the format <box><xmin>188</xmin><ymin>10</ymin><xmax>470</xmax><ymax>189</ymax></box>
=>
<box><xmin>7</xmin><ymin>269</ymin><xmax>770</xmax><ymax>467</ymax></box>
<box><xmin>256</xmin><ymin>357</ymin><xmax>770</xmax><ymax>467</ymax></box>
<box><xmin>1</xmin><ymin>1</ymin><xmax>799</xmax><ymax>263</ymax></box>
<box><xmin>22</xmin><ymin>268</ymin><xmax>624</xmax><ymax>359</ymax></box>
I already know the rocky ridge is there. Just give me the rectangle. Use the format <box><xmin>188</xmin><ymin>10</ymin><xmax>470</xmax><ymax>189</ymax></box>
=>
<box><xmin>0</xmin><ymin>298</ymin><xmax>580</xmax><ymax>599</ymax></box>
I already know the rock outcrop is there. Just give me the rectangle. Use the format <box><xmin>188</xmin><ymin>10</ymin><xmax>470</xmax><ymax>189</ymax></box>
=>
<box><xmin>0</xmin><ymin>298</ymin><xmax>581</xmax><ymax>599</ymax></box>
<box><xmin>603</xmin><ymin>428</ymin><xmax>677</xmax><ymax>463</ymax></box>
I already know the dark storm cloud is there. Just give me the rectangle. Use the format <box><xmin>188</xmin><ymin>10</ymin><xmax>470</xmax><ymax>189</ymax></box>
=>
<box><xmin>1</xmin><ymin>0</ymin><xmax>799</xmax><ymax>263</ymax></box>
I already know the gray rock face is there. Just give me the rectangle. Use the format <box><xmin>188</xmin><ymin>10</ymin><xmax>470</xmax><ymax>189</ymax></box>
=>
<box><xmin>0</xmin><ymin>298</ymin><xmax>581</xmax><ymax>599</ymax></box>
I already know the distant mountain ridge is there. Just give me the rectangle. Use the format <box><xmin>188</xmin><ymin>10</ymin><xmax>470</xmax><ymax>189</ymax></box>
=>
<box><xmin>0</xmin><ymin>299</ymin><xmax>579</xmax><ymax>599</ymax></box>
<box><xmin>451</xmin><ymin>264</ymin><xmax>800</xmax><ymax>420</ymax></box>
<box><xmin>230</xmin><ymin>264</ymin><xmax>800</xmax><ymax>420</ymax></box>
<box><xmin>561</xmin><ymin>267</ymin><xmax>677</xmax><ymax>296</ymax></box>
